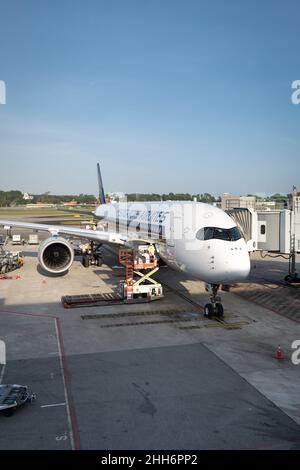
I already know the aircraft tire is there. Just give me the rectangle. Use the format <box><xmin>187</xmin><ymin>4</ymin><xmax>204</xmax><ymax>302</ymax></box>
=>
<box><xmin>204</xmin><ymin>304</ymin><xmax>214</xmax><ymax>318</ymax></box>
<box><xmin>216</xmin><ymin>303</ymin><xmax>224</xmax><ymax>318</ymax></box>
<box><xmin>82</xmin><ymin>255</ymin><xmax>90</xmax><ymax>268</ymax></box>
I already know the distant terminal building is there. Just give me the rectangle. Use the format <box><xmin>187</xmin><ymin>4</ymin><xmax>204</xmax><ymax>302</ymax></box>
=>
<box><xmin>222</xmin><ymin>193</ymin><xmax>288</xmax><ymax>211</ymax></box>
<box><xmin>255</xmin><ymin>200</ymin><xmax>276</xmax><ymax>211</ymax></box>
<box><xmin>221</xmin><ymin>194</ymin><xmax>256</xmax><ymax>211</ymax></box>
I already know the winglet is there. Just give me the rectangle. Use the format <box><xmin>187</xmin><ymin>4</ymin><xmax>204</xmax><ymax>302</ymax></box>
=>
<box><xmin>97</xmin><ymin>162</ymin><xmax>106</xmax><ymax>205</ymax></box>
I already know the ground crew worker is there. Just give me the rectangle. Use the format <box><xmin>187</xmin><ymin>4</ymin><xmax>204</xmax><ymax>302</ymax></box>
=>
<box><xmin>148</xmin><ymin>244</ymin><xmax>155</xmax><ymax>262</ymax></box>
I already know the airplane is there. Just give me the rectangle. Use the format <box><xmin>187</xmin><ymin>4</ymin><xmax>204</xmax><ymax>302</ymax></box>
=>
<box><xmin>0</xmin><ymin>164</ymin><xmax>250</xmax><ymax>318</ymax></box>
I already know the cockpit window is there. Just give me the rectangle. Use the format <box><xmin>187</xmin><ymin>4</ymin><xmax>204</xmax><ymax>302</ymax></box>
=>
<box><xmin>196</xmin><ymin>226</ymin><xmax>242</xmax><ymax>242</ymax></box>
<box><xmin>229</xmin><ymin>226</ymin><xmax>243</xmax><ymax>241</ymax></box>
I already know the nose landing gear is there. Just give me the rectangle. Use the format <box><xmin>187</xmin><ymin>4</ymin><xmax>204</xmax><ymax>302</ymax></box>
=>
<box><xmin>204</xmin><ymin>284</ymin><xmax>224</xmax><ymax>318</ymax></box>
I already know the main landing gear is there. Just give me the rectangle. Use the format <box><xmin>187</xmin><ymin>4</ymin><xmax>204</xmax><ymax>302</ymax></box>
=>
<box><xmin>204</xmin><ymin>284</ymin><xmax>224</xmax><ymax>319</ymax></box>
<box><xmin>82</xmin><ymin>242</ymin><xmax>103</xmax><ymax>268</ymax></box>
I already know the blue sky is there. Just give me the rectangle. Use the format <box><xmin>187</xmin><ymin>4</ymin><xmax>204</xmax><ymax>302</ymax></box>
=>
<box><xmin>0</xmin><ymin>0</ymin><xmax>299</xmax><ymax>196</ymax></box>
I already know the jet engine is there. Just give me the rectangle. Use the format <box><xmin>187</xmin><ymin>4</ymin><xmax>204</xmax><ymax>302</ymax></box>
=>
<box><xmin>38</xmin><ymin>237</ymin><xmax>74</xmax><ymax>275</ymax></box>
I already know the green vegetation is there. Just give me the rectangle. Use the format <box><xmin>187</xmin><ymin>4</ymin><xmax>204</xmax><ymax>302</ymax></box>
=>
<box><xmin>269</xmin><ymin>193</ymin><xmax>291</xmax><ymax>202</ymax></box>
<box><xmin>0</xmin><ymin>190</ymin><xmax>97</xmax><ymax>207</ymax></box>
<box><xmin>126</xmin><ymin>193</ymin><xmax>218</xmax><ymax>202</ymax></box>
<box><xmin>0</xmin><ymin>189</ymin><xmax>292</xmax><ymax>210</ymax></box>
<box><xmin>0</xmin><ymin>190</ymin><xmax>26</xmax><ymax>207</ymax></box>
<box><xmin>0</xmin><ymin>189</ymin><xmax>219</xmax><ymax>211</ymax></box>
<box><xmin>30</xmin><ymin>193</ymin><xmax>96</xmax><ymax>205</ymax></box>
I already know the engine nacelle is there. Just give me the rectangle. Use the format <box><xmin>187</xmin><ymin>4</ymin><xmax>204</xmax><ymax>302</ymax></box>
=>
<box><xmin>38</xmin><ymin>237</ymin><xmax>74</xmax><ymax>275</ymax></box>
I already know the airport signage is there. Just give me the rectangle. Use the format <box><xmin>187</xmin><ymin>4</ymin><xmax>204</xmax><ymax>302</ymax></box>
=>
<box><xmin>0</xmin><ymin>80</ymin><xmax>6</xmax><ymax>104</ymax></box>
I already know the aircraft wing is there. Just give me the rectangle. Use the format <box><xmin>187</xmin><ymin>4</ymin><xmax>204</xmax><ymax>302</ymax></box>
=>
<box><xmin>0</xmin><ymin>220</ymin><xmax>127</xmax><ymax>245</ymax></box>
<box><xmin>56</xmin><ymin>208</ymin><xmax>104</xmax><ymax>219</ymax></box>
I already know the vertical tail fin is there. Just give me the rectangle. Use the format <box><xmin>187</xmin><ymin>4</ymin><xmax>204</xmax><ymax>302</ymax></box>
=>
<box><xmin>97</xmin><ymin>163</ymin><xmax>106</xmax><ymax>205</ymax></box>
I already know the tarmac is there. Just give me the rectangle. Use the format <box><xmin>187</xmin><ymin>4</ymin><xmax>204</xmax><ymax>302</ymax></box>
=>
<box><xmin>0</xmin><ymin>239</ymin><xmax>300</xmax><ymax>450</ymax></box>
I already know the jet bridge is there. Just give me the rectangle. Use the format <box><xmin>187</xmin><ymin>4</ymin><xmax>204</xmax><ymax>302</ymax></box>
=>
<box><xmin>226</xmin><ymin>195</ymin><xmax>300</xmax><ymax>283</ymax></box>
<box><xmin>226</xmin><ymin>207</ymin><xmax>294</xmax><ymax>254</ymax></box>
<box><xmin>226</xmin><ymin>208</ymin><xmax>256</xmax><ymax>250</ymax></box>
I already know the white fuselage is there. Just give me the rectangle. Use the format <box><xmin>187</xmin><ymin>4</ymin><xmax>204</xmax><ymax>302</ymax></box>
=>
<box><xmin>95</xmin><ymin>201</ymin><xmax>250</xmax><ymax>284</ymax></box>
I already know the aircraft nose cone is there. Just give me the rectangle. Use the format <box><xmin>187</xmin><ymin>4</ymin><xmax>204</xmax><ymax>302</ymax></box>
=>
<box><xmin>225</xmin><ymin>251</ymin><xmax>251</xmax><ymax>282</ymax></box>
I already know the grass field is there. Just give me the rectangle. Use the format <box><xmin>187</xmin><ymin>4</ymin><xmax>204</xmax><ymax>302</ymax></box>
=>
<box><xmin>0</xmin><ymin>208</ymin><xmax>71</xmax><ymax>217</ymax></box>
<box><xmin>0</xmin><ymin>206</ymin><xmax>96</xmax><ymax>217</ymax></box>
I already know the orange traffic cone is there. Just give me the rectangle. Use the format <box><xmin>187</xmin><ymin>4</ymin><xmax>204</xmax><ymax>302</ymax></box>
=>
<box><xmin>276</xmin><ymin>345</ymin><xmax>284</xmax><ymax>360</ymax></box>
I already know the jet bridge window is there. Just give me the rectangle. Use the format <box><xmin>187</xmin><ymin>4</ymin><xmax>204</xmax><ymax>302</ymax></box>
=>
<box><xmin>196</xmin><ymin>226</ymin><xmax>242</xmax><ymax>242</ymax></box>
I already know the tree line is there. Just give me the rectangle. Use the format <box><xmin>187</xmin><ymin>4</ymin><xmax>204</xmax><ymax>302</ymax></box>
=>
<box><xmin>0</xmin><ymin>191</ymin><xmax>220</xmax><ymax>206</ymax></box>
<box><xmin>0</xmin><ymin>190</ymin><xmax>294</xmax><ymax>207</ymax></box>
<box><xmin>125</xmin><ymin>193</ymin><xmax>219</xmax><ymax>202</ymax></box>
<box><xmin>0</xmin><ymin>191</ymin><xmax>97</xmax><ymax>207</ymax></box>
